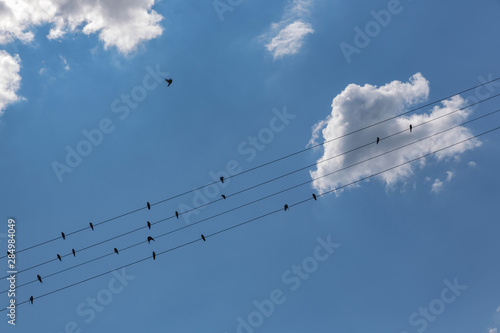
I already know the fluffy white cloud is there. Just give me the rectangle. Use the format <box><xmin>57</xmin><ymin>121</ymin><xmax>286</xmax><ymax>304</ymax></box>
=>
<box><xmin>261</xmin><ymin>0</ymin><xmax>314</xmax><ymax>59</ymax></box>
<box><xmin>0</xmin><ymin>50</ymin><xmax>22</xmax><ymax>114</ymax></box>
<box><xmin>309</xmin><ymin>73</ymin><xmax>481</xmax><ymax>193</ymax></box>
<box><xmin>59</xmin><ymin>55</ymin><xmax>70</xmax><ymax>71</ymax></box>
<box><xmin>0</xmin><ymin>0</ymin><xmax>163</xmax><ymax>54</ymax></box>
<box><xmin>489</xmin><ymin>328</ymin><xmax>498</xmax><ymax>333</ymax></box>
<box><xmin>468</xmin><ymin>161</ymin><xmax>477</xmax><ymax>167</ymax></box>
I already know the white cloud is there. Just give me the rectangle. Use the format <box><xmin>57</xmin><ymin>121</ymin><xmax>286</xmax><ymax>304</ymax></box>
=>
<box><xmin>0</xmin><ymin>0</ymin><xmax>163</xmax><ymax>54</ymax></box>
<box><xmin>261</xmin><ymin>0</ymin><xmax>314</xmax><ymax>59</ymax></box>
<box><xmin>489</xmin><ymin>328</ymin><xmax>498</xmax><ymax>333</ymax></box>
<box><xmin>266</xmin><ymin>21</ymin><xmax>314</xmax><ymax>59</ymax></box>
<box><xmin>497</xmin><ymin>306</ymin><xmax>500</xmax><ymax>312</ymax></box>
<box><xmin>0</xmin><ymin>50</ymin><xmax>22</xmax><ymax>114</ymax></box>
<box><xmin>431</xmin><ymin>170</ymin><xmax>454</xmax><ymax>194</ymax></box>
<box><xmin>468</xmin><ymin>161</ymin><xmax>477</xmax><ymax>167</ymax></box>
<box><xmin>59</xmin><ymin>55</ymin><xmax>70</xmax><ymax>71</ymax></box>
<box><xmin>309</xmin><ymin>73</ymin><xmax>481</xmax><ymax>194</ymax></box>
<box><xmin>424</xmin><ymin>177</ymin><xmax>431</xmax><ymax>182</ymax></box>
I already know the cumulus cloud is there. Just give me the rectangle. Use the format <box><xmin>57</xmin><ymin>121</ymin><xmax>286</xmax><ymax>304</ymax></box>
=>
<box><xmin>309</xmin><ymin>73</ymin><xmax>481</xmax><ymax>194</ymax></box>
<box><xmin>0</xmin><ymin>0</ymin><xmax>163</xmax><ymax>54</ymax></box>
<box><xmin>261</xmin><ymin>0</ymin><xmax>314</xmax><ymax>59</ymax></box>
<box><xmin>0</xmin><ymin>50</ymin><xmax>22</xmax><ymax>114</ymax></box>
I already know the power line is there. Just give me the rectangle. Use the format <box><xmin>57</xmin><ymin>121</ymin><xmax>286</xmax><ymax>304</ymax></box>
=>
<box><xmin>3</xmin><ymin>124</ymin><xmax>499</xmax><ymax>312</ymax></box>
<box><xmin>4</xmin><ymin>80</ymin><xmax>499</xmax><ymax>258</ymax></box>
<box><xmin>4</xmin><ymin>110</ymin><xmax>499</xmax><ymax>288</ymax></box>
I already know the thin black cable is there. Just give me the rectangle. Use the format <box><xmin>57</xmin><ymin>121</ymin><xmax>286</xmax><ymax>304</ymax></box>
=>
<box><xmin>3</xmin><ymin>124</ymin><xmax>499</xmax><ymax>312</ymax></box>
<box><xmin>4</xmin><ymin>109</ymin><xmax>499</xmax><ymax>287</ymax></box>
<box><xmin>5</xmin><ymin>80</ymin><xmax>499</xmax><ymax>258</ymax></box>
<box><xmin>5</xmin><ymin>106</ymin><xmax>500</xmax><ymax>279</ymax></box>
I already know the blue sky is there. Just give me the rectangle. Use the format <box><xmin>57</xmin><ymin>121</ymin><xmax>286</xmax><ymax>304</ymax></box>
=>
<box><xmin>0</xmin><ymin>0</ymin><xmax>500</xmax><ymax>332</ymax></box>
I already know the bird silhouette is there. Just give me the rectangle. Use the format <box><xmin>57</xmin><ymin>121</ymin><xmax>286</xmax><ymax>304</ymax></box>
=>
<box><xmin>312</xmin><ymin>194</ymin><xmax>317</xmax><ymax>201</ymax></box>
<box><xmin>376</xmin><ymin>137</ymin><xmax>380</xmax><ymax>144</ymax></box>
<box><xmin>72</xmin><ymin>249</ymin><xmax>76</xmax><ymax>257</ymax></box>
<box><xmin>89</xmin><ymin>222</ymin><xmax>94</xmax><ymax>231</ymax></box>
<box><xmin>7</xmin><ymin>251</ymin><xmax>11</xmax><ymax>257</ymax></box>
<box><xmin>220</xmin><ymin>176</ymin><xmax>224</xmax><ymax>183</ymax></box>
<box><xmin>165</xmin><ymin>78</ymin><xmax>173</xmax><ymax>87</ymax></box>
<box><xmin>175</xmin><ymin>211</ymin><xmax>179</xmax><ymax>219</ymax></box>
<box><xmin>114</xmin><ymin>248</ymin><xmax>119</xmax><ymax>255</ymax></box>
<box><xmin>57</xmin><ymin>254</ymin><xmax>62</xmax><ymax>262</ymax></box>
<box><xmin>61</xmin><ymin>232</ymin><xmax>66</xmax><ymax>240</ymax></box>
<box><xmin>147</xmin><ymin>202</ymin><xmax>151</xmax><ymax>210</ymax></box>
<box><xmin>152</xmin><ymin>251</ymin><xmax>156</xmax><ymax>260</ymax></box>
<box><xmin>147</xmin><ymin>221</ymin><xmax>151</xmax><ymax>229</ymax></box>
<box><xmin>201</xmin><ymin>234</ymin><xmax>206</xmax><ymax>242</ymax></box>
<box><xmin>284</xmin><ymin>204</ymin><xmax>289</xmax><ymax>211</ymax></box>
<box><xmin>221</xmin><ymin>194</ymin><xmax>226</xmax><ymax>199</ymax></box>
<box><xmin>37</xmin><ymin>275</ymin><xmax>42</xmax><ymax>283</ymax></box>
<box><xmin>147</xmin><ymin>236</ymin><xmax>155</xmax><ymax>244</ymax></box>
<box><xmin>410</xmin><ymin>124</ymin><xmax>413</xmax><ymax>132</ymax></box>
<box><xmin>29</xmin><ymin>296</ymin><xmax>34</xmax><ymax>304</ymax></box>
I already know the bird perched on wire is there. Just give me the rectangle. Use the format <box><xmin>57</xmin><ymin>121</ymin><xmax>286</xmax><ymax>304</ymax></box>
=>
<box><xmin>221</xmin><ymin>194</ymin><xmax>226</xmax><ymax>199</ymax></box>
<box><xmin>57</xmin><ymin>254</ymin><xmax>62</xmax><ymax>262</ymax></box>
<box><xmin>114</xmin><ymin>248</ymin><xmax>119</xmax><ymax>255</ymax></box>
<box><xmin>147</xmin><ymin>202</ymin><xmax>151</xmax><ymax>210</ymax></box>
<box><xmin>410</xmin><ymin>124</ymin><xmax>413</xmax><ymax>132</ymax></box>
<box><xmin>284</xmin><ymin>204</ymin><xmax>289</xmax><ymax>211</ymax></box>
<box><xmin>220</xmin><ymin>176</ymin><xmax>224</xmax><ymax>183</ymax></box>
<box><xmin>312</xmin><ymin>194</ymin><xmax>317</xmax><ymax>201</ymax></box>
<box><xmin>201</xmin><ymin>234</ymin><xmax>206</xmax><ymax>242</ymax></box>
<box><xmin>61</xmin><ymin>232</ymin><xmax>66</xmax><ymax>240</ymax></box>
<box><xmin>147</xmin><ymin>221</ymin><xmax>151</xmax><ymax>230</ymax></box>
<box><xmin>37</xmin><ymin>275</ymin><xmax>43</xmax><ymax>283</ymax></box>
<box><xmin>175</xmin><ymin>211</ymin><xmax>179</xmax><ymax>219</ymax></box>
<box><xmin>89</xmin><ymin>222</ymin><xmax>94</xmax><ymax>231</ymax></box>
<box><xmin>165</xmin><ymin>78</ymin><xmax>173</xmax><ymax>87</ymax></box>
<box><xmin>72</xmin><ymin>249</ymin><xmax>76</xmax><ymax>257</ymax></box>
<box><xmin>147</xmin><ymin>236</ymin><xmax>155</xmax><ymax>244</ymax></box>
<box><xmin>152</xmin><ymin>251</ymin><xmax>156</xmax><ymax>260</ymax></box>
<box><xmin>376</xmin><ymin>137</ymin><xmax>380</xmax><ymax>144</ymax></box>
<box><xmin>29</xmin><ymin>296</ymin><xmax>34</xmax><ymax>304</ymax></box>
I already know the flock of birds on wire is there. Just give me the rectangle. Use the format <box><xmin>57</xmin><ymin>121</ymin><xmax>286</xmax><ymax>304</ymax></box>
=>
<box><xmin>8</xmin><ymin>77</ymin><xmax>419</xmax><ymax>306</ymax></box>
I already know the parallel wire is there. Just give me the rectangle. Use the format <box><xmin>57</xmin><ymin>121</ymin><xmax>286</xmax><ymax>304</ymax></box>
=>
<box><xmin>5</xmin><ymin>79</ymin><xmax>499</xmax><ymax>258</ymax></box>
<box><xmin>3</xmin><ymin>110</ymin><xmax>499</xmax><ymax>291</ymax></box>
<box><xmin>3</xmin><ymin>124</ymin><xmax>499</xmax><ymax>312</ymax></box>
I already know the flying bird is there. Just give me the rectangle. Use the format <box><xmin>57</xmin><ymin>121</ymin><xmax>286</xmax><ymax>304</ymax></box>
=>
<box><xmin>114</xmin><ymin>248</ymin><xmax>119</xmax><ymax>255</ymax></box>
<box><xmin>376</xmin><ymin>137</ymin><xmax>380</xmax><ymax>144</ymax></box>
<box><xmin>152</xmin><ymin>251</ymin><xmax>156</xmax><ymax>260</ymax></box>
<box><xmin>29</xmin><ymin>296</ymin><xmax>33</xmax><ymax>304</ymax></box>
<box><xmin>147</xmin><ymin>236</ymin><xmax>155</xmax><ymax>244</ymax></box>
<box><xmin>57</xmin><ymin>254</ymin><xmax>62</xmax><ymax>262</ymax></box>
<box><xmin>410</xmin><ymin>124</ymin><xmax>413</xmax><ymax>132</ymax></box>
<box><xmin>147</xmin><ymin>221</ymin><xmax>151</xmax><ymax>229</ymax></box>
<box><xmin>37</xmin><ymin>275</ymin><xmax>42</xmax><ymax>283</ymax></box>
<box><xmin>165</xmin><ymin>78</ymin><xmax>173</xmax><ymax>87</ymax></box>
<box><xmin>61</xmin><ymin>232</ymin><xmax>66</xmax><ymax>240</ymax></box>
<box><xmin>89</xmin><ymin>222</ymin><xmax>94</xmax><ymax>231</ymax></box>
<box><xmin>72</xmin><ymin>249</ymin><xmax>76</xmax><ymax>257</ymax></box>
<box><xmin>284</xmin><ymin>204</ymin><xmax>289</xmax><ymax>211</ymax></box>
<box><xmin>221</xmin><ymin>194</ymin><xmax>226</xmax><ymax>199</ymax></box>
<box><xmin>175</xmin><ymin>211</ymin><xmax>179</xmax><ymax>219</ymax></box>
<box><xmin>312</xmin><ymin>194</ymin><xmax>317</xmax><ymax>201</ymax></box>
<box><xmin>201</xmin><ymin>234</ymin><xmax>206</xmax><ymax>242</ymax></box>
<box><xmin>220</xmin><ymin>176</ymin><xmax>224</xmax><ymax>183</ymax></box>
<box><xmin>147</xmin><ymin>202</ymin><xmax>151</xmax><ymax>210</ymax></box>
